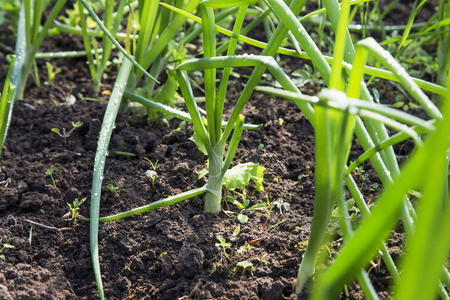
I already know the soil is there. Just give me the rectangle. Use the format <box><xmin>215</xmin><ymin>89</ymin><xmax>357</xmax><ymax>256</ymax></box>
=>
<box><xmin>0</xmin><ymin>1</ymin><xmax>439</xmax><ymax>299</ymax></box>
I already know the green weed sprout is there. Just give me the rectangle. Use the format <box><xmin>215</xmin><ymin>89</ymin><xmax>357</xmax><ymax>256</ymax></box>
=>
<box><xmin>45</xmin><ymin>168</ymin><xmax>56</xmax><ymax>187</ymax></box>
<box><xmin>215</xmin><ymin>236</ymin><xmax>232</xmax><ymax>261</ymax></box>
<box><xmin>51</xmin><ymin>121</ymin><xmax>83</xmax><ymax>146</ymax></box>
<box><xmin>144</xmin><ymin>158</ymin><xmax>159</xmax><ymax>191</ymax></box>
<box><xmin>144</xmin><ymin>170</ymin><xmax>157</xmax><ymax>191</ymax></box>
<box><xmin>233</xmin><ymin>261</ymin><xmax>254</xmax><ymax>276</ymax></box>
<box><xmin>43</xmin><ymin>62</ymin><xmax>61</xmax><ymax>86</ymax></box>
<box><xmin>273</xmin><ymin>193</ymin><xmax>290</xmax><ymax>215</ymax></box>
<box><xmin>144</xmin><ymin>158</ymin><xmax>159</xmax><ymax>171</ymax></box>
<box><xmin>106</xmin><ymin>184</ymin><xmax>119</xmax><ymax>193</ymax></box>
<box><xmin>226</xmin><ymin>191</ymin><xmax>268</xmax><ymax>224</ymax></box>
<box><xmin>66</xmin><ymin>197</ymin><xmax>87</xmax><ymax>224</ymax></box>
<box><xmin>0</xmin><ymin>236</ymin><xmax>15</xmax><ymax>261</ymax></box>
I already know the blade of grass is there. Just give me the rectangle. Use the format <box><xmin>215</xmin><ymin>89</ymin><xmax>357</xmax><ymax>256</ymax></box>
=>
<box><xmin>351</xmin><ymin>38</ymin><xmax>442</xmax><ymax>120</ymax></box>
<box><xmin>53</xmin><ymin>19</ymin><xmax>139</xmax><ymax>40</ymax></box>
<box><xmin>201</xmin><ymin>0</ymin><xmax>258</xmax><ymax>8</ymax></box>
<box><xmin>77</xmin><ymin>0</ymin><xmax>96</xmax><ymax>81</ymax></box>
<box><xmin>332</xmin><ymin>106</ymin><xmax>379</xmax><ymax>300</ymax></box>
<box><xmin>94</xmin><ymin>0</ymin><xmax>126</xmax><ymax>92</ymax></box>
<box><xmin>222</xmin><ymin>115</ymin><xmax>245</xmax><ymax>174</ymax></box>
<box><xmin>345</xmin><ymin>123</ymin><xmax>432</xmax><ymax>176</ymax></box>
<box><xmin>344</xmin><ymin>174</ymin><xmax>401</xmax><ymax>286</ymax></box>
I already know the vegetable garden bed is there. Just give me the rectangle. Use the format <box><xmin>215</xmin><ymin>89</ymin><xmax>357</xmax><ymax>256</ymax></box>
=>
<box><xmin>0</xmin><ymin>0</ymin><xmax>449</xmax><ymax>299</ymax></box>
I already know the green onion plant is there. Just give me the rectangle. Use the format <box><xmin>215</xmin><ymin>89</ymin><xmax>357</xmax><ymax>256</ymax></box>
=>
<box><xmin>254</xmin><ymin>0</ymin><xmax>450</xmax><ymax>298</ymax></box>
<box><xmin>2</xmin><ymin>0</ymin><xmax>67</xmax><ymax>155</ymax></box>
<box><xmin>77</xmin><ymin>0</ymin><xmax>127</xmax><ymax>93</ymax></box>
<box><xmin>86</xmin><ymin>0</ymin><xmax>450</xmax><ymax>297</ymax></box>
<box><xmin>0</xmin><ymin>55</ymin><xmax>16</xmax><ymax>158</ymax></box>
<box><xmin>168</xmin><ymin>0</ymin><xmax>450</xmax><ymax>298</ymax></box>
<box><xmin>10</xmin><ymin>0</ymin><xmax>67</xmax><ymax>99</ymax></box>
<box><xmin>80</xmin><ymin>0</ymin><xmax>206</xmax><ymax>297</ymax></box>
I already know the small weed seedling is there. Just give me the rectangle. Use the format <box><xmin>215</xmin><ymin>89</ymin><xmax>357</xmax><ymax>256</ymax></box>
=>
<box><xmin>144</xmin><ymin>158</ymin><xmax>159</xmax><ymax>191</ymax></box>
<box><xmin>144</xmin><ymin>158</ymin><xmax>159</xmax><ymax>171</ymax></box>
<box><xmin>144</xmin><ymin>170</ymin><xmax>157</xmax><ymax>191</ymax></box>
<box><xmin>0</xmin><ymin>236</ymin><xmax>15</xmax><ymax>260</ymax></box>
<box><xmin>352</xmin><ymin>165</ymin><xmax>369</xmax><ymax>187</ymax></box>
<box><xmin>106</xmin><ymin>183</ymin><xmax>119</xmax><ymax>193</ymax></box>
<box><xmin>237</xmin><ymin>242</ymin><xmax>255</xmax><ymax>256</ymax></box>
<box><xmin>64</xmin><ymin>197</ymin><xmax>86</xmax><ymax>224</ymax></box>
<box><xmin>261</xmin><ymin>195</ymin><xmax>275</xmax><ymax>231</ymax></box>
<box><xmin>255</xmin><ymin>253</ymin><xmax>270</xmax><ymax>266</ymax></box>
<box><xmin>292</xmin><ymin>64</ymin><xmax>325</xmax><ymax>91</ymax></box>
<box><xmin>45</xmin><ymin>168</ymin><xmax>56</xmax><ymax>187</ymax></box>
<box><xmin>226</xmin><ymin>192</ymin><xmax>269</xmax><ymax>224</ymax></box>
<box><xmin>233</xmin><ymin>261</ymin><xmax>255</xmax><ymax>276</ymax></box>
<box><xmin>273</xmin><ymin>193</ymin><xmax>290</xmax><ymax>215</ymax></box>
<box><xmin>52</xmin><ymin>121</ymin><xmax>83</xmax><ymax>146</ymax></box>
<box><xmin>298</xmin><ymin>165</ymin><xmax>312</xmax><ymax>180</ymax></box>
<box><xmin>215</xmin><ymin>236</ymin><xmax>231</xmax><ymax>261</ymax></box>
<box><xmin>44</xmin><ymin>62</ymin><xmax>61</xmax><ymax>86</ymax></box>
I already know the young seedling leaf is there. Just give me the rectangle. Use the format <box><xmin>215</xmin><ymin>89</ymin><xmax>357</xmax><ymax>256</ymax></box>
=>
<box><xmin>145</xmin><ymin>170</ymin><xmax>158</xmax><ymax>180</ymax></box>
<box><xmin>233</xmin><ymin>260</ymin><xmax>255</xmax><ymax>275</ymax></box>
<box><xmin>237</xmin><ymin>213</ymin><xmax>248</xmax><ymax>224</ymax></box>
<box><xmin>227</xmin><ymin>196</ymin><xmax>244</xmax><ymax>210</ymax></box>
<box><xmin>215</xmin><ymin>237</ymin><xmax>231</xmax><ymax>248</ymax></box>
<box><xmin>250</xmin><ymin>203</ymin><xmax>268</xmax><ymax>211</ymax></box>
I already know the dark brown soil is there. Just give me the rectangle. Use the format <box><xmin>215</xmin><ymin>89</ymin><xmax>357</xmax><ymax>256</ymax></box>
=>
<box><xmin>0</xmin><ymin>1</ymin><xmax>438</xmax><ymax>299</ymax></box>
